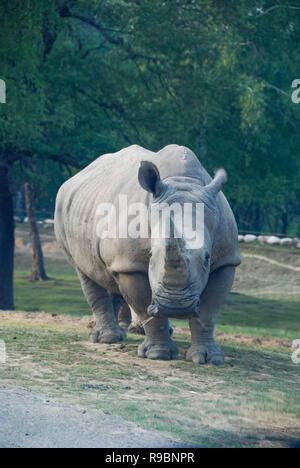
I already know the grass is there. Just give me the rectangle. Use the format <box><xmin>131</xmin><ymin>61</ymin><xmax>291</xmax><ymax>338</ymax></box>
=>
<box><xmin>14</xmin><ymin>273</ymin><xmax>89</xmax><ymax>316</ymax></box>
<box><xmin>0</xmin><ymin>314</ymin><xmax>299</xmax><ymax>448</ymax></box>
<box><xmin>14</xmin><ymin>269</ymin><xmax>300</xmax><ymax>340</ymax></box>
<box><xmin>1</xmin><ymin>238</ymin><xmax>299</xmax><ymax>447</ymax></box>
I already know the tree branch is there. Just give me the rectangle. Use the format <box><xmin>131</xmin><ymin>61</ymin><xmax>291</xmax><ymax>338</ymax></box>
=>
<box><xmin>264</xmin><ymin>81</ymin><xmax>289</xmax><ymax>97</ymax></box>
<box><xmin>58</xmin><ymin>3</ymin><xmax>123</xmax><ymax>45</ymax></box>
<box><xmin>257</xmin><ymin>4</ymin><xmax>300</xmax><ymax>17</ymax></box>
<box><xmin>58</xmin><ymin>3</ymin><xmax>153</xmax><ymax>62</ymax></box>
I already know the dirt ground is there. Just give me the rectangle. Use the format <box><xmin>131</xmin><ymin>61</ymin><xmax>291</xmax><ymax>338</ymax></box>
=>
<box><xmin>0</xmin><ymin>386</ymin><xmax>191</xmax><ymax>448</ymax></box>
<box><xmin>1</xmin><ymin>310</ymin><xmax>299</xmax><ymax>448</ymax></box>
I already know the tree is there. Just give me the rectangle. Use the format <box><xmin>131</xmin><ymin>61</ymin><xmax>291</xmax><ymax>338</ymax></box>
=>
<box><xmin>0</xmin><ymin>165</ymin><xmax>14</xmax><ymax>309</ymax></box>
<box><xmin>56</xmin><ymin>0</ymin><xmax>300</xmax><ymax>234</ymax></box>
<box><xmin>0</xmin><ymin>0</ymin><xmax>299</xmax><ymax>310</ymax></box>
<box><xmin>0</xmin><ymin>1</ymin><xmax>86</xmax><ymax>308</ymax></box>
<box><xmin>24</xmin><ymin>182</ymin><xmax>48</xmax><ymax>281</ymax></box>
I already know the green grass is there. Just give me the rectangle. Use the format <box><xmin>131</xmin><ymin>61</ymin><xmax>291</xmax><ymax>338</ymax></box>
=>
<box><xmin>14</xmin><ymin>269</ymin><xmax>300</xmax><ymax>339</ymax></box>
<box><xmin>14</xmin><ymin>251</ymin><xmax>75</xmax><ymax>277</ymax></box>
<box><xmin>14</xmin><ymin>273</ymin><xmax>90</xmax><ymax>316</ymax></box>
<box><xmin>3</xmin><ymin>248</ymin><xmax>299</xmax><ymax>447</ymax></box>
<box><xmin>217</xmin><ymin>293</ymin><xmax>300</xmax><ymax>339</ymax></box>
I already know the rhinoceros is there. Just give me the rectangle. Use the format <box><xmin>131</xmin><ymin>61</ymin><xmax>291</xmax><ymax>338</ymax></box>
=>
<box><xmin>55</xmin><ymin>144</ymin><xmax>241</xmax><ymax>364</ymax></box>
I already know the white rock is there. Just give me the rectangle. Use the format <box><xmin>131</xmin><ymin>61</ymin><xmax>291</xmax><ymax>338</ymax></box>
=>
<box><xmin>297</xmin><ymin>242</ymin><xmax>300</xmax><ymax>249</ymax></box>
<box><xmin>238</xmin><ymin>235</ymin><xmax>244</xmax><ymax>243</ymax></box>
<box><xmin>257</xmin><ymin>235</ymin><xmax>266</xmax><ymax>244</ymax></box>
<box><xmin>266</xmin><ymin>236</ymin><xmax>280</xmax><ymax>245</ymax></box>
<box><xmin>244</xmin><ymin>234</ymin><xmax>257</xmax><ymax>243</ymax></box>
<box><xmin>292</xmin><ymin>237</ymin><xmax>300</xmax><ymax>247</ymax></box>
<box><xmin>43</xmin><ymin>219</ymin><xmax>55</xmax><ymax>225</ymax></box>
<box><xmin>280</xmin><ymin>237</ymin><xmax>293</xmax><ymax>246</ymax></box>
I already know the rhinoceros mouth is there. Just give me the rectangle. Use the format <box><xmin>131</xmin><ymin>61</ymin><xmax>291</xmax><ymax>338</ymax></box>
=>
<box><xmin>148</xmin><ymin>283</ymin><xmax>200</xmax><ymax>318</ymax></box>
<box><xmin>156</xmin><ymin>294</ymin><xmax>198</xmax><ymax>309</ymax></box>
<box><xmin>147</xmin><ymin>298</ymin><xmax>200</xmax><ymax>319</ymax></box>
<box><xmin>156</xmin><ymin>282</ymin><xmax>199</xmax><ymax>304</ymax></box>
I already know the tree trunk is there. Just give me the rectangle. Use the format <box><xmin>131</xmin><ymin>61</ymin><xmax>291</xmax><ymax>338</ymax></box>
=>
<box><xmin>198</xmin><ymin>105</ymin><xmax>208</xmax><ymax>160</ymax></box>
<box><xmin>254</xmin><ymin>205</ymin><xmax>264</xmax><ymax>232</ymax></box>
<box><xmin>0</xmin><ymin>165</ymin><xmax>15</xmax><ymax>309</ymax></box>
<box><xmin>24</xmin><ymin>182</ymin><xmax>48</xmax><ymax>281</ymax></box>
<box><xmin>281</xmin><ymin>212</ymin><xmax>288</xmax><ymax>236</ymax></box>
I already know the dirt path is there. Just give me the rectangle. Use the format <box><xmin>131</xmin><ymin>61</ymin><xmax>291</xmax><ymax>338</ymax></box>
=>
<box><xmin>242</xmin><ymin>253</ymin><xmax>300</xmax><ymax>272</ymax></box>
<box><xmin>0</xmin><ymin>386</ymin><xmax>191</xmax><ymax>448</ymax></box>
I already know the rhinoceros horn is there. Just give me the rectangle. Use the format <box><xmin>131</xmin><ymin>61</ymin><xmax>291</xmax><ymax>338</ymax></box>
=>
<box><xmin>163</xmin><ymin>242</ymin><xmax>189</xmax><ymax>286</ymax></box>
<box><xmin>163</xmin><ymin>216</ymin><xmax>188</xmax><ymax>290</ymax></box>
<box><xmin>165</xmin><ymin>215</ymin><xmax>185</xmax><ymax>259</ymax></box>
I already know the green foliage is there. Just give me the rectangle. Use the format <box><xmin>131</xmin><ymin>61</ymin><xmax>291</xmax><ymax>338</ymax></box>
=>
<box><xmin>0</xmin><ymin>0</ymin><xmax>299</xmax><ymax>233</ymax></box>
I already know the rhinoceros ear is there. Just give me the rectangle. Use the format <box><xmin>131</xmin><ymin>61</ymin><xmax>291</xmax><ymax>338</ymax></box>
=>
<box><xmin>205</xmin><ymin>168</ymin><xmax>227</xmax><ymax>198</ymax></box>
<box><xmin>138</xmin><ymin>161</ymin><xmax>165</xmax><ymax>198</ymax></box>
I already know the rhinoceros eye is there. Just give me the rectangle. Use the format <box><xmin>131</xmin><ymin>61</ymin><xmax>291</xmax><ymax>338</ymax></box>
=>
<box><xmin>149</xmin><ymin>251</ymin><xmax>152</xmax><ymax>258</ymax></box>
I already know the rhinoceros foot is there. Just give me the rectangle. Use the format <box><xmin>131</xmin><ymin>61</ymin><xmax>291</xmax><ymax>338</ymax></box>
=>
<box><xmin>89</xmin><ymin>326</ymin><xmax>126</xmax><ymax>344</ymax></box>
<box><xmin>128</xmin><ymin>323</ymin><xmax>145</xmax><ymax>335</ymax></box>
<box><xmin>138</xmin><ymin>337</ymin><xmax>178</xmax><ymax>360</ymax></box>
<box><xmin>186</xmin><ymin>342</ymin><xmax>224</xmax><ymax>365</ymax></box>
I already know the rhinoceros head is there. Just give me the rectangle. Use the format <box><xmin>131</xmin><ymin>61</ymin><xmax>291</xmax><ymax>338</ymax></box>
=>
<box><xmin>138</xmin><ymin>161</ymin><xmax>227</xmax><ymax>319</ymax></box>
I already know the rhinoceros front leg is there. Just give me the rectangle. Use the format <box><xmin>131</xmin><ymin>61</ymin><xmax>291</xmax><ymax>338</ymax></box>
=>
<box><xmin>187</xmin><ymin>265</ymin><xmax>235</xmax><ymax>365</ymax></box>
<box><xmin>138</xmin><ymin>317</ymin><xmax>178</xmax><ymax>360</ymax></box>
<box><xmin>117</xmin><ymin>272</ymin><xmax>178</xmax><ymax>360</ymax></box>
<box><xmin>77</xmin><ymin>270</ymin><xmax>126</xmax><ymax>344</ymax></box>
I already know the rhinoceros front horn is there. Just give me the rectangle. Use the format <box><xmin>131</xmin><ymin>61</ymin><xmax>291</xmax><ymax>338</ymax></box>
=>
<box><xmin>165</xmin><ymin>215</ymin><xmax>185</xmax><ymax>262</ymax></box>
<box><xmin>205</xmin><ymin>168</ymin><xmax>228</xmax><ymax>198</ymax></box>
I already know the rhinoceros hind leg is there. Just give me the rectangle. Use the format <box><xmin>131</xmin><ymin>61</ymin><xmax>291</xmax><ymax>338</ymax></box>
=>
<box><xmin>127</xmin><ymin>306</ymin><xmax>145</xmax><ymax>335</ymax></box>
<box><xmin>77</xmin><ymin>270</ymin><xmax>126</xmax><ymax>344</ymax></box>
<box><xmin>187</xmin><ymin>265</ymin><xmax>235</xmax><ymax>365</ymax></box>
<box><xmin>111</xmin><ymin>295</ymin><xmax>132</xmax><ymax>329</ymax></box>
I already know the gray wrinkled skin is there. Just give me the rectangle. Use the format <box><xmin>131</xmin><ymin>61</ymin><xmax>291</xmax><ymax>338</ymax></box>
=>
<box><xmin>55</xmin><ymin>145</ymin><xmax>241</xmax><ymax>364</ymax></box>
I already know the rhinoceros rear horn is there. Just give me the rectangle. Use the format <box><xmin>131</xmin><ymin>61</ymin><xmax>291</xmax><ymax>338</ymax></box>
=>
<box><xmin>205</xmin><ymin>168</ymin><xmax>227</xmax><ymax>198</ymax></box>
<box><xmin>138</xmin><ymin>161</ymin><xmax>165</xmax><ymax>198</ymax></box>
